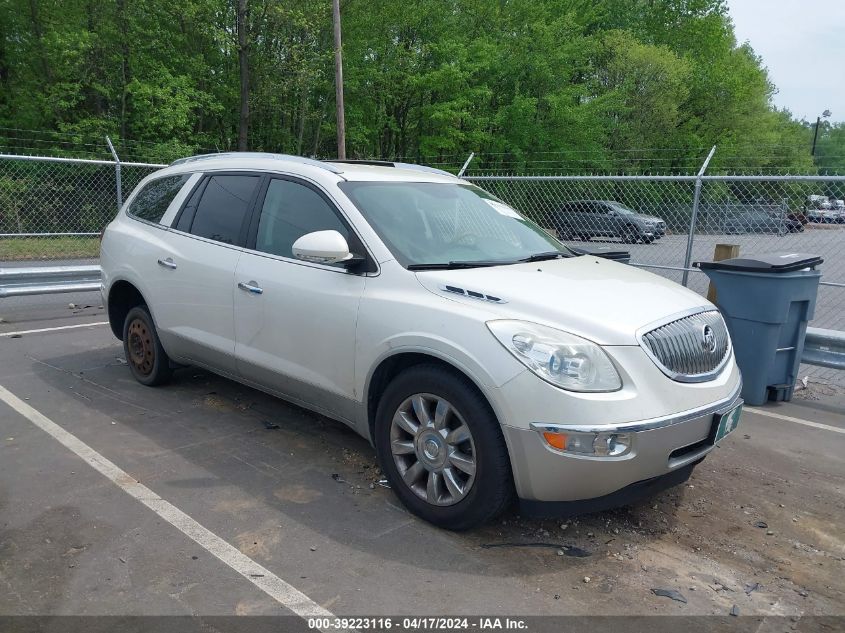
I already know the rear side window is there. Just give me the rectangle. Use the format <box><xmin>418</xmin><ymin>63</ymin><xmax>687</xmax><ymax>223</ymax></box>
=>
<box><xmin>126</xmin><ymin>175</ymin><xmax>189</xmax><ymax>223</ymax></box>
<box><xmin>188</xmin><ymin>175</ymin><xmax>260</xmax><ymax>245</ymax></box>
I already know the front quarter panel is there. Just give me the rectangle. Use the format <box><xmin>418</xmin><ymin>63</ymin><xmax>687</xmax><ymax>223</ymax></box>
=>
<box><xmin>356</xmin><ymin>264</ymin><xmax>527</xmax><ymax>429</ymax></box>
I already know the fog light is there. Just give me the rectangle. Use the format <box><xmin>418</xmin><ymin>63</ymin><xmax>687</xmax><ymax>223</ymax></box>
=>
<box><xmin>539</xmin><ymin>429</ymin><xmax>631</xmax><ymax>457</ymax></box>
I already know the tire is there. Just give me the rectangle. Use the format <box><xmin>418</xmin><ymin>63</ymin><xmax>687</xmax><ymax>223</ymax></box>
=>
<box><xmin>374</xmin><ymin>364</ymin><xmax>514</xmax><ymax>530</ymax></box>
<box><xmin>123</xmin><ymin>305</ymin><xmax>173</xmax><ymax>386</ymax></box>
<box><xmin>555</xmin><ymin>224</ymin><xmax>574</xmax><ymax>241</ymax></box>
<box><xmin>620</xmin><ymin>225</ymin><xmax>640</xmax><ymax>244</ymax></box>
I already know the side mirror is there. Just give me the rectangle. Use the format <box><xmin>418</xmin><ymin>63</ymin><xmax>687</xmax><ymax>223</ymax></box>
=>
<box><xmin>292</xmin><ymin>230</ymin><xmax>356</xmax><ymax>265</ymax></box>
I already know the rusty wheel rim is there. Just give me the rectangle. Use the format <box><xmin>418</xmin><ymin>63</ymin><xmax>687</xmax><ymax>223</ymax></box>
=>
<box><xmin>127</xmin><ymin>318</ymin><xmax>155</xmax><ymax>376</ymax></box>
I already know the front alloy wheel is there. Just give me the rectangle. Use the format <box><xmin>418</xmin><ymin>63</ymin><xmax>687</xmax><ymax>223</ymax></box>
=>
<box><xmin>390</xmin><ymin>394</ymin><xmax>476</xmax><ymax>506</ymax></box>
<box><xmin>374</xmin><ymin>364</ymin><xmax>514</xmax><ymax>530</ymax></box>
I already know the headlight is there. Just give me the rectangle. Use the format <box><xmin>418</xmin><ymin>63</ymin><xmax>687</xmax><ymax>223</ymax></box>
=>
<box><xmin>487</xmin><ymin>320</ymin><xmax>622</xmax><ymax>392</ymax></box>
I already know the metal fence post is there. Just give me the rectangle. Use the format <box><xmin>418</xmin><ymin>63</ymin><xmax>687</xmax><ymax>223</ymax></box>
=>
<box><xmin>105</xmin><ymin>136</ymin><xmax>123</xmax><ymax>211</ymax></box>
<box><xmin>681</xmin><ymin>145</ymin><xmax>716</xmax><ymax>286</ymax></box>
<box><xmin>457</xmin><ymin>152</ymin><xmax>475</xmax><ymax>178</ymax></box>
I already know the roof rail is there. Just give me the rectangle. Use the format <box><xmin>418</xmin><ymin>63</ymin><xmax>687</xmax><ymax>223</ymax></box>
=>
<box><xmin>170</xmin><ymin>152</ymin><xmax>343</xmax><ymax>174</ymax></box>
<box><xmin>328</xmin><ymin>159</ymin><xmax>395</xmax><ymax>167</ymax></box>
<box><xmin>326</xmin><ymin>159</ymin><xmax>456</xmax><ymax>178</ymax></box>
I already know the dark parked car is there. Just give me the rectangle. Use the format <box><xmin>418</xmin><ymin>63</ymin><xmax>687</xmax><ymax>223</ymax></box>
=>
<box><xmin>786</xmin><ymin>211</ymin><xmax>808</xmax><ymax>227</ymax></box>
<box><xmin>551</xmin><ymin>200</ymin><xmax>666</xmax><ymax>244</ymax></box>
<box><xmin>720</xmin><ymin>210</ymin><xmax>799</xmax><ymax>235</ymax></box>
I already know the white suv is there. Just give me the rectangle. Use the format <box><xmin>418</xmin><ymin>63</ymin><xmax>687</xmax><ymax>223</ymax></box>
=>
<box><xmin>101</xmin><ymin>153</ymin><xmax>742</xmax><ymax>530</ymax></box>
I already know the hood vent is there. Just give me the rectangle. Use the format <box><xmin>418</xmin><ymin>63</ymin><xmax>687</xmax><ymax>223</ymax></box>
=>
<box><xmin>441</xmin><ymin>285</ymin><xmax>506</xmax><ymax>304</ymax></box>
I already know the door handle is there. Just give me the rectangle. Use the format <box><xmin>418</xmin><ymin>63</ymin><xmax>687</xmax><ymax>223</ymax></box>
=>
<box><xmin>238</xmin><ymin>281</ymin><xmax>263</xmax><ymax>295</ymax></box>
<box><xmin>157</xmin><ymin>258</ymin><xmax>177</xmax><ymax>270</ymax></box>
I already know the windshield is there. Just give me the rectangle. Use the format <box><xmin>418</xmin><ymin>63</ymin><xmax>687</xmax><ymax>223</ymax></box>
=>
<box><xmin>339</xmin><ymin>182</ymin><xmax>569</xmax><ymax>268</ymax></box>
<box><xmin>609</xmin><ymin>203</ymin><xmax>636</xmax><ymax>215</ymax></box>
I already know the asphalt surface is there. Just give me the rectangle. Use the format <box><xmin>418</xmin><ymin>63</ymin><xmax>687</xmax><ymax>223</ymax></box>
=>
<box><xmin>0</xmin><ymin>296</ymin><xmax>843</xmax><ymax>625</ymax></box>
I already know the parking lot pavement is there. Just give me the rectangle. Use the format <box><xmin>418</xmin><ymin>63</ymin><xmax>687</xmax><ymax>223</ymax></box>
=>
<box><xmin>561</xmin><ymin>226</ymin><xmax>845</xmax><ymax>330</ymax></box>
<box><xmin>0</xmin><ymin>290</ymin><xmax>105</xmax><ymax>332</ymax></box>
<box><xmin>1</xmin><ymin>307</ymin><xmax>844</xmax><ymax>620</ymax></box>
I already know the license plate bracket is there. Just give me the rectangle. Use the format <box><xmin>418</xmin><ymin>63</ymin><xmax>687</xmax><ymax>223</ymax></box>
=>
<box><xmin>712</xmin><ymin>403</ymin><xmax>743</xmax><ymax>444</ymax></box>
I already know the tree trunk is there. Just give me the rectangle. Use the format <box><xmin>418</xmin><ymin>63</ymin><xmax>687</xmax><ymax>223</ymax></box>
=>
<box><xmin>117</xmin><ymin>0</ymin><xmax>130</xmax><ymax>141</ymax></box>
<box><xmin>28</xmin><ymin>0</ymin><xmax>53</xmax><ymax>82</ymax></box>
<box><xmin>296</xmin><ymin>84</ymin><xmax>308</xmax><ymax>156</ymax></box>
<box><xmin>237</xmin><ymin>0</ymin><xmax>249</xmax><ymax>151</ymax></box>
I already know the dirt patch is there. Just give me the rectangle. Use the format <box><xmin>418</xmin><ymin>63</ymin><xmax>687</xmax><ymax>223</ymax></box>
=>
<box><xmin>463</xmin><ymin>438</ymin><xmax>845</xmax><ymax>616</ymax></box>
<box><xmin>273</xmin><ymin>484</ymin><xmax>323</xmax><ymax>505</ymax></box>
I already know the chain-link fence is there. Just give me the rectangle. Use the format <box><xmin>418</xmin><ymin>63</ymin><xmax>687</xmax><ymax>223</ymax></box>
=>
<box><xmin>465</xmin><ymin>171</ymin><xmax>845</xmax><ymax>387</ymax></box>
<box><xmin>0</xmin><ymin>154</ymin><xmax>163</xmax><ymax>262</ymax></box>
<box><xmin>1</xmin><ymin>150</ymin><xmax>843</xmax><ymax>385</ymax></box>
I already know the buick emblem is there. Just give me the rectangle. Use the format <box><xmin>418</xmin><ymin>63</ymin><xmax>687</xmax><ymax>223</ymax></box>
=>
<box><xmin>701</xmin><ymin>325</ymin><xmax>717</xmax><ymax>353</ymax></box>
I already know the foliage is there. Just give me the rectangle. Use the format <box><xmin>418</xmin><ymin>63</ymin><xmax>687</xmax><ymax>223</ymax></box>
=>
<box><xmin>0</xmin><ymin>0</ymin><xmax>821</xmax><ymax>173</ymax></box>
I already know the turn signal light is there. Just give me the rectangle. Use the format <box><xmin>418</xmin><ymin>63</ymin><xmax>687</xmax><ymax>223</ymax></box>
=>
<box><xmin>539</xmin><ymin>428</ymin><xmax>632</xmax><ymax>457</ymax></box>
<box><xmin>542</xmin><ymin>432</ymin><xmax>567</xmax><ymax>450</ymax></box>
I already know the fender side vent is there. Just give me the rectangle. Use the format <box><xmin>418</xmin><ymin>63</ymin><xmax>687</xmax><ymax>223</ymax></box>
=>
<box><xmin>439</xmin><ymin>285</ymin><xmax>506</xmax><ymax>304</ymax></box>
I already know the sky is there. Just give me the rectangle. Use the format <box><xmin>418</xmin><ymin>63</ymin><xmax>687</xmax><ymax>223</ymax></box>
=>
<box><xmin>727</xmin><ymin>0</ymin><xmax>844</xmax><ymax>123</ymax></box>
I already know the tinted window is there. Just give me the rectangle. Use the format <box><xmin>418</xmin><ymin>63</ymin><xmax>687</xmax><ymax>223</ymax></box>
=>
<box><xmin>126</xmin><ymin>175</ymin><xmax>189</xmax><ymax>223</ymax></box>
<box><xmin>189</xmin><ymin>175</ymin><xmax>260</xmax><ymax>245</ymax></box>
<box><xmin>255</xmin><ymin>179</ymin><xmax>349</xmax><ymax>261</ymax></box>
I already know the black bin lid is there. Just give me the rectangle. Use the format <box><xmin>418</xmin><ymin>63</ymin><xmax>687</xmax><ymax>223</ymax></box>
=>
<box><xmin>568</xmin><ymin>245</ymin><xmax>631</xmax><ymax>261</ymax></box>
<box><xmin>695</xmin><ymin>252</ymin><xmax>823</xmax><ymax>273</ymax></box>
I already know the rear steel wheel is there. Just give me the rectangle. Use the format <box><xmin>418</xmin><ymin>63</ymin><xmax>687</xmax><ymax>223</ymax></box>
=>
<box><xmin>122</xmin><ymin>305</ymin><xmax>173</xmax><ymax>386</ymax></box>
<box><xmin>390</xmin><ymin>393</ymin><xmax>476</xmax><ymax>506</ymax></box>
<box><xmin>127</xmin><ymin>318</ymin><xmax>155</xmax><ymax>377</ymax></box>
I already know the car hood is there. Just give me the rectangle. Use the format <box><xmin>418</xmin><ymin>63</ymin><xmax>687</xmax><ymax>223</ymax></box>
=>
<box><xmin>414</xmin><ymin>257</ymin><xmax>712</xmax><ymax>345</ymax></box>
<box><xmin>636</xmin><ymin>214</ymin><xmax>664</xmax><ymax>223</ymax></box>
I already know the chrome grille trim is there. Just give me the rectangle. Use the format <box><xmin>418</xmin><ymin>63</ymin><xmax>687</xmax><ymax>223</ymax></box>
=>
<box><xmin>637</xmin><ymin>308</ymin><xmax>731</xmax><ymax>383</ymax></box>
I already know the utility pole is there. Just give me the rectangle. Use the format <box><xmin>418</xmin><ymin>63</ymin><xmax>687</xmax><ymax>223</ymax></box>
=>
<box><xmin>332</xmin><ymin>0</ymin><xmax>346</xmax><ymax>159</ymax></box>
<box><xmin>811</xmin><ymin>109</ymin><xmax>832</xmax><ymax>157</ymax></box>
<box><xmin>237</xmin><ymin>0</ymin><xmax>250</xmax><ymax>151</ymax></box>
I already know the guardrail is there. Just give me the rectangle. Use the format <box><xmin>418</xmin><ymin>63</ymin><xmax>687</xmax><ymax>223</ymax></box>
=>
<box><xmin>803</xmin><ymin>327</ymin><xmax>845</xmax><ymax>370</ymax></box>
<box><xmin>0</xmin><ymin>265</ymin><xmax>101</xmax><ymax>298</ymax></box>
<box><xmin>1</xmin><ymin>264</ymin><xmax>843</xmax><ymax>372</ymax></box>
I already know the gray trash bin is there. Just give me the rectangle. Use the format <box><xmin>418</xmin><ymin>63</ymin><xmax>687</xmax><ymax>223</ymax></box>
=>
<box><xmin>696</xmin><ymin>253</ymin><xmax>823</xmax><ymax>406</ymax></box>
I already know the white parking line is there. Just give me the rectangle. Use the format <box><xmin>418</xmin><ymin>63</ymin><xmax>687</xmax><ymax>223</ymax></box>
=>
<box><xmin>745</xmin><ymin>406</ymin><xmax>845</xmax><ymax>435</ymax></box>
<box><xmin>0</xmin><ymin>321</ymin><xmax>109</xmax><ymax>337</ymax></box>
<box><xmin>0</xmin><ymin>383</ymin><xmax>337</xmax><ymax>624</ymax></box>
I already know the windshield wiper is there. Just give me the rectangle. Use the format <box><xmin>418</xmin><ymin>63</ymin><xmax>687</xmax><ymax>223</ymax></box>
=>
<box><xmin>407</xmin><ymin>260</ymin><xmax>512</xmax><ymax>271</ymax></box>
<box><xmin>518</xmin><ymin>251</ymin><xmax>568</xmax><ymax>262</ymax></box>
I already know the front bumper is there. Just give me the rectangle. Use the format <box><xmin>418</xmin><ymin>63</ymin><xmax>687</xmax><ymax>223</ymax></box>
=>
<box><xmin>501</xmin><ymin>381</ymin><xmax>742</xmax><ymax>504</ymax></box>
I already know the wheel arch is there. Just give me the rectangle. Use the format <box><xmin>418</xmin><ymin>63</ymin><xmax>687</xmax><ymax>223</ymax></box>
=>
<box><xmin>106</xmin><ymin>279</ymin><xmax>148</xmax><ymax>340</ymax></box>
<box><xmin>364</xmin><ymin>350</ymin><xmax>502</xmax><ymax>447</ymax></box>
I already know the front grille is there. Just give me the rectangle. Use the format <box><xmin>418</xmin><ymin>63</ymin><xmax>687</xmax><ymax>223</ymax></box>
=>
<box><xmin>640</xmin><ymin>310</ymin><xmax>730</xmax><ymax>382</ymax></box>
